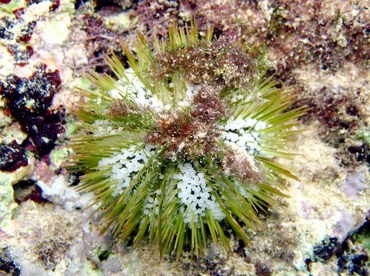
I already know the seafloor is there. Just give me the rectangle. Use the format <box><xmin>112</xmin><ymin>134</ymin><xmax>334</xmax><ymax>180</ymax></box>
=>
<box><xmin>0</xmin><ymin>0</ymin><xmax>369</xmax><ymax>275</ymax></box>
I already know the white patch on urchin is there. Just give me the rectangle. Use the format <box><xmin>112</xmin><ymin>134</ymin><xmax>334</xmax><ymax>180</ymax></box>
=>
<box><xmin>98</xmin><ymin>145</ymin><xmax>154</xmax><ymax>197</ymax></box>
<box><xmin>143</xmin><ymin>189</ymin><xmax>162</xmax><ymax>216</ymax></box>
<box><xmin>173</xmin><ymin>163</ymin><xmax>225</xmax><ymax>224</ymax></box>
<box><xmin>222</xmin><ymin>115</ymin><xmax>268</xmax><ymax>155</ymax></box>
<box><xmin>92</xmin><ymin>120</ymin><xmax>123</xmax><ymax>136</ymax></box>
<box><xmin>107</xmin><ymin>68</ymin><xmax>162</xmax><ymax>110</ymax></box>
<box><xmin>177</xmin><ymin>84</ymin><xmax>202</xmax><ymax>108</ymax></box>
<box><xmin>108</xmin><ymin>68</ymin><xmax>201</xmax><ymax>112</ymax></box>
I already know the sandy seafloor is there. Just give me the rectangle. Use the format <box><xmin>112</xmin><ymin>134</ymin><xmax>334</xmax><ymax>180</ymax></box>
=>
<box><xmin>0</xmin><ymin>0</ymin><xmax>369</xmax><ymax>275</ymax></box>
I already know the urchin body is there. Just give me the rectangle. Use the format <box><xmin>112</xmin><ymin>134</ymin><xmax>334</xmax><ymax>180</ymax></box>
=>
<box><xmin>69</xmin><ymin>22</ymin><xmax>305</xmax><ymax>259</ymax></box>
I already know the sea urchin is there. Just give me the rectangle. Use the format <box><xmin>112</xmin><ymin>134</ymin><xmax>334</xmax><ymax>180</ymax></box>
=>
<box><xmin>68</xmin><ymin>21</ymin><xmax>306</xmax><ymax>259</ymax></box>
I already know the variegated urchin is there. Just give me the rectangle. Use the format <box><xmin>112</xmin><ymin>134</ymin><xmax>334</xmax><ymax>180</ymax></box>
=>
<box><xmin>68</xmin><ymin>21</ymin><xmax>306</xmax><ymax>259</ymax></box>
